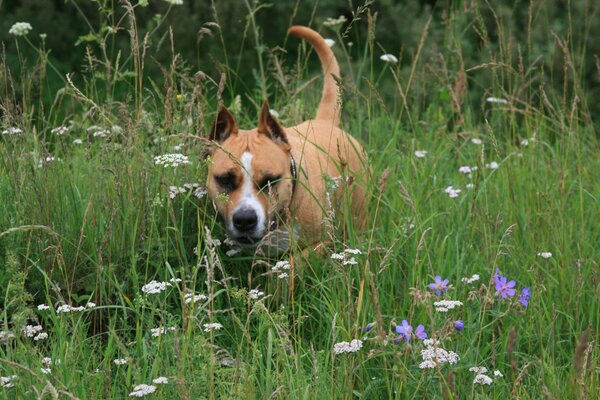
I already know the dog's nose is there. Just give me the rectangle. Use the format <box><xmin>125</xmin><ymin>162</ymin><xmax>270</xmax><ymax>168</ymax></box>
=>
<box><xmin>232</xmin><ymin>209</ymin><xmax>258</xmax><ymax>232</ymax></box>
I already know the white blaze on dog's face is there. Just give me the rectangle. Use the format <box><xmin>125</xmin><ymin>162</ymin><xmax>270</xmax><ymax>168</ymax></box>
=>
<box><xmin>206</xmin><ymin>102</ymin><xmax>294</xmax><ymax>246</ymax></box>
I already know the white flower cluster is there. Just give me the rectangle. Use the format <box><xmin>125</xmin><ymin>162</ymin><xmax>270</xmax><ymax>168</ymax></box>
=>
<box><xmin>271</xmin><ymin>260</ymin><xmax>291</xmax><ymax>279</ymax></box>
<box><xmin>333</xmin><ymin>339</ymin><xmax>363</xmax><ymax>355</ymax></box>
<box><xmin>113</xmin><ymin>358</ymin><xmax>129</xmax><ymax>365</ymax></box>
<box><xmin>168</xmin><ymin>183</ymin><xmax>206</xmax><ymax>200</ymax></box>
<box><xmin>323</xmin><ymin>15</ymin><xmax>347</xmax><ymax>27</ymax></box>
<box><xmin>471</xmin><ymin>138</ymin><xmax>483</xmax><ymax>145</ymax></box>
<box><xmin>1</xmin><ymin>127</ymin><xmax>22</xmax><ymax>135</ymax></box>
<box><xmin>444</xmin><ymin>186</ymin><xmax>462</xmax><ymax>198</ymax></box>
<box><xmin>129</xmin><ymin>384</ymin><xmax>157</xmax><ymax>397</ymax></box>
<box><xmin>330</xmin><ymin>248</ymin><xmax>362</xmax><ymax>266</ymax></box>
<box><xmin>141</xmin><ymin>279</ymin><xmax>178</xmax><ymax>295</ymax></box>
<box><xmin>56</xmin><ymin>302</ymin><xmax>95</xmax><ymax>313</ymax></box>
<box><xmin>414</xmin><ymin>150</ymin><xmax>428</xmax><ymax>158</ymax></box>
<box><xmin>42</xmin><ymin>357</ymin><xmax>60</xmax><ymax>366</ymax></box>
<box><xmin>419</xmin><ymin>339</ymin><xmax>460</xmax><ymax>369</ymax></box>
<box><xmin>1</xmin><ymin>375</ymin><xmax>17</xmax><ymax>388</ymax></box>
<box><xmin>469</xmin><ymin>366</ymin><xmax>502</xmax><ymax>385</ymax></box>
<box><xmin>485</xmin><ymin>161</ymin><xmax>499</xmax><ymax>170</ymax></box>
<box><xmin>461</xmin><ymin>274</ymin><xmax>480</xmax><ymax>284</ymax></box>
<box><xmin>23</xmin><ymin>325</ymin><xmax>48</xmax><ymax>341</ymax></box>
<box><xmin>163</xmin><ymin>0</ymin><xmax>184</xmax><ymax>5</ymax></box>
<box><xmin>40</xmin><ymin>368</ymin><xmax>51</xmax><ymax>375</ymax></box>
<box><xmin>249</xmin><ymin>289</ymin><xmax>265</xmax><ymax>300</ymax></box>
<box><xmin>485</xmin><ymin>97</ymin><xmax>508</xmax><ymax>104</ymax></box>
<box><xmin>0</xmin><ymin>331</ymin><xmax>15</xmax><ymax>342</ymax></box>
<box><xmin>380</xmin><ymin>54</ymin><xmax>398</xmax><ymax>64</ymax></box>
<box><xmin>203</xmin><ymin>322</ymin><xmax>223</xmax><ymax>332</ymax></box>
<box><xmin>37</xmin><ymin>304</ymin><xmax>50</xmax><ymax>310</ymax></box>
<box><xmin>537</xmin><ymin>251</ymin><xmax>552</xmax><ymax>259</ymax></box>
<box><xmin>87</xmin><ymin>125</ymin><xmax>109</xmax><ymax>138</ymax></box>
<box><xmin>152</xmin><ymin>377</ymin><xmax>169</xmax><ymax>384</ymax></box>
<box><xmin>434</xmin><ymin>300</ymin><xmax>463</xmax><ymax>312</ymax></box>
<box><xmin>9</xmin><ymin>22</ymin><xmax>32</xmax><ymax>36</ymax></box>
<box><xmin>51</xmin><ymin>126</ymin><xmax>69</xmax><ymax>135</ymax></box>
<box><xmin>154</xmin><ymin>153</ymin><xmax>191</xmax><ymax>168</ymax></box>
<box><xmin>151</xmin><ymin>326</ymin><xmax>176</xmax><ymax>338</ymax></box>
<box><xmin>184</xmin><ymin>292</ymin><xmax>207</xmax><ymax>304</ymax></box>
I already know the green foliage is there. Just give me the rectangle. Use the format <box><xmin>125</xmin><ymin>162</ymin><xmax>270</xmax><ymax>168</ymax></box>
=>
<box><xmin>0</xmin><ymin>0</ymin><xmax>599</xmax><ymax>399</ymax></box>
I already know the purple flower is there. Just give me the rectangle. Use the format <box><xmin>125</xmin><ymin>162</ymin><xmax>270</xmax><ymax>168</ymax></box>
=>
<box><xmin>365</xmin><ymin>322</ymin><xmax>376</xmax><ymax>332</ymax></box>
<box><xmin>494</xmin><ymin>270</ymin><xmax>517</xmax><ymax>298</ymax></box>
<box><xmin>519</xmin><ymin>288</ymin><xmax>531</xmax><ymax>307</ymax></box>
<box><xmin>395</xmin><ymin>320</ymin><xmax>427</xmax><ymax>344</ymax></box>
<box><xmin>428</xmin><ymin>275</ymin><xmax>450</xmax><ymax>296</ymax></box>
<box><xmin>454</xmin><ymin>320</ymin><xmax>464</xmax><ymax>331</ymax></box>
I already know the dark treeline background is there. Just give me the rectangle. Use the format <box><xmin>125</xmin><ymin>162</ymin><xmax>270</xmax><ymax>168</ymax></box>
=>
<box><xmin>1</xmin><ymin>0</ymin><xmax>599</xmax><ymax>131</ymax></box>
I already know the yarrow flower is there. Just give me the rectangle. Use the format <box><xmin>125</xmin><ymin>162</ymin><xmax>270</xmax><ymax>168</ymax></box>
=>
<box><xmin>203</xmin><ymin>322</ymin><xmax>223</xmax><ymax>332</ymax></box>
<box><xmin>519</xmin><ymin>287</ymin><xmax>531</xmax><ymax>307</ymax></box>
<box><xmin>395</xmin><ymin>320</ymin><xmax>427</xmax><ymax>344</ymax></box>
<box><xmin>271</xmin><ymin>260</ymin><xmax>291</xmax><ymax>279</ymax></box>
<box><xmin>473</xmin><ymin>373</ymin><xmax>493</xmax><ymax>385</ymax></box>
<box><xmin>434</xmin><ymin>300</ymin><xmax>463</xmax><ymax>312</ymax></box>
<box><xmin>154</xmin><ymin>153</ymin><xmax>191</xmax><ymax>168</ymax></box>
<box><xmin>444</xmin><ymin>186</ymin><xmax>462</xmax><ymax>198</ymax></box>
<box><xmin>163</xmin><ymin>0</ymin><xmax>183</xmax><ymax>5</ymax></box>
<box><xmin>471</xmin><ymin>138</ymin><xmax>483</xmax><ymax>145</ymax></box>
<box><xmin>414</xmin><ymin>150</ymin><xmax>428</xmax><ymax>158</ymax></box>
<box><xmin>485</xmin><ymin>161</ymin><xmax>499</xmax><ymax>170</ymax></box>
<box><xmin>184</xmin><ymin>292</ymin><xmax>207</xmax><ymax>304</ymax></box>
<box><xmin>419</xmin><ymin>339</ymin><xmax>460</xmax><ymax>369</ymax></box>
<box><xmin>113</xmin><ymin>358</ymin><xmax>129</xmax><ymax>365</ymax></box>
<box><xmin>9</xmin><ymin>22</ymin><xmax>32</xmax><ymax>36</ymax></box>
<box><xmin>485</xmin><ymin>97</ymin><xmax>508</xmax><ymax>104</ymax></box>
<box><xmin>428</xmin><ymin>275</ymin><xmax>449</xmax><ymax>296</ymax></box>
<box><xmin>380</xmin><ymin>54</ymin><xmax>398</xmax><ymax>64</ymax></box>
<box><xmin>1</xmin><ymin>375</ymin><xmax>18</xmax><ymax>388</ymax></box>
<box><xmin>537</xmin><ymin>251</ymin><xmax>552</xmax><ymax>259</ymax></box>
<box><xmin>249</xmin><ymin>289</ymin><xmax>265</xmax><ymax>300</ymax></box>
<box><xmin>333</xmin><ymin>339</ymin><xmax>363</xmax><ymax>354</ymax></box>
<box><xmin>461</xmin><ymin>274</ymin><xmax>480</xmax><ymax>284</ymax></box>
<box><xmin>37</xmin><ymin>304</ymin><xmax>50</xmax><ymax>311</ymax></box>
<box><xmin>51</xmin><ymin>126</ymin><xmax>69</xmax><ymax>136</ymax></box>
<box><xmin>1</xmin><ymin>127</ymin><xmax>23</xmax><ymax>135</ymax></box>
<box><xmin>141</xmin><ymin>280</ymin><xmax>173</xmax><ymax>295</ymax></box>
<box><xmin>23</xmin><ymin>325</ymin><xmax>43</xmax><ymax>337</ymax></box>
<box><xmin>152</xmin><ymin>377</ymin><xmax>169</xmax><ymax>384</ymax></box>
<box><xmin>129</xmin><ymin>384</ymin><xmax>157</xmax><ymax>397</ymax></box>
<box><xmin>323</xmin><ymin>15</ymin><xmax>347</xmax><ymax>27</ymax></box>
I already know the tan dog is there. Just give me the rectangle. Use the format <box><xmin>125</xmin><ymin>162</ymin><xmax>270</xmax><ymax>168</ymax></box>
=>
<box><xmin>205</xmin><ymin>26</ymin><xmax>368</xmax><ymax>251</ymax></box>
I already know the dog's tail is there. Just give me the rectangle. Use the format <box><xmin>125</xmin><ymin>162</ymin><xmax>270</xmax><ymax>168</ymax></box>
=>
<box><xmin>288</xmin><ymin>26</ymin><xmax>340</xmax><ymax>126</ymax></box>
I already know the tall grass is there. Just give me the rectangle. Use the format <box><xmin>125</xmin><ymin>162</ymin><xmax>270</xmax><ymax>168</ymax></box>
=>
<box><xmin>1</xmin><ymin>1</ymin><xmax>598</xmax><ymax>399</ymax></box>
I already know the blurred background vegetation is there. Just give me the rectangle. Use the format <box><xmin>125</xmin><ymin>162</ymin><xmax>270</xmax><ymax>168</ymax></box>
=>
<box><xmin>1</xmin><ymin>0</ymin><xmax>599</xmax><ymax>133</ymax></box>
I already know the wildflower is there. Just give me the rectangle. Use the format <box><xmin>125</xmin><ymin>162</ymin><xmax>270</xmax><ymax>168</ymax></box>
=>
<box><xmin>469</xmin><ymin>366</ymin><xmax>488</xmax><ymax>374</ymax></box>
<box><xmin>9</xmin><ymin>22</ymin><xmax>32</xmax><ymax>36</ymax></box>
<box><xmin>73</xmin><ymin>139</ymin><xmax>83</xmax><ymax>145</ymax></box>
<box><xmin>271</xmin><ymin>260</ymin><xmax>291</xmax><ymax>279</ymax></box>
<box><xmin>203</xmin><ymin>322</ymin><xmax>223</xmax><ymax>332</ymax></box>
<box><xmin>23</xmin><ymin>325</ymin><xmax>43</xmax><ymax>337</ymax></box>
<box><xmin>473</xmin><ymin>373</ymin><xmax>493</xmax><ymax>385</ymax></box>
<box><xmin>194</xmin><ymin>186</ymin><xmax>207</xmax><ymax>199</ymax></box>
<box><xmin>41</xmin><ymin>357</ymin><xmax>53</xmax><ymax>366</ymax></box>
<box><xmin>466</xmin><ymin>183</ymin><xmax>475</xmax><ymax>189</ymax></box>
<box><xmin>380</xmin><ymin>54</ymin><xmax>398</xmax><ymax>64</ymax></box>
<box><xmin>184</xmin><ymin>293</ymin><xmax>207</xmax><ymax>304</ymax></box>
<box><xmin>1</xmin><ymin>375</ymin><xmax>17</xmax><ymax>388</ymax></box>
<box><xmin>471</xmin><ymin>138</ymin><xmax>483</xmax><ymax>145</ymax></box>
<box><xmin>414</xmin><ymin>150</ymin><xmax>428</xmax><ymax>158</ymax></box>
<box><xmin>461</xmin><ymin>274</ymin><xmax>480</xmax><ymax>284</ymax></box>
<box><xmin>458</xmin><ymin>166</ymin><xmax>472</xmax><ymax>174</ymax></box>
<box><xmin>150</xmin><ymin>326</ymin><xmax>176</xmax><ymax>337</ymax></box>
<box><xmin>345</xmin><ymin>248</ymin><xmax>362</xmax><ymax>255</ymax></box>
<box><xmin>163</xmin><ymin>0</ymin><xmax>183</xmax><ymax>5</ymax></box>
<box><xmin>324</xmin><ymin>39</ymin><xmax>335</xmax><ymax>47</ymax></box>
<box><xmin>519</xmin><ymin>287</ymin><xmax>531</xmax><ymax>308</ymax></box>
<box><xmin>153</xmin><ymin>153</ymin><xmax>191</xmax><ymax>168</ymax></box>
<box><xmin>444</xmin><ymin>186</ymin><xmax>461</xmax><ymax>198</ymax></box>
<box><xmin>141</xmin><ymin>280</ymin><xmax>172</xmax><ymax>295</ymax></box>
<box><xmin>494</xmin><ymin>273</ymin><xmax>517</xmax><ymax>299</ymax></box>
<box><xmin>129</xmin><ymin>384</ymin><xmax>157</xmax><ymax>397</ymax></box>
<box><xmin>493</xmin><ymin>370</ymin><xmax>503</xmax><ymax>378</ymax></box>
<box><xmin>40</xmin><ymin>368</ymin><xmax>51</xmax><ymax>375</ymax></box>
<box><xmin>333</xmin><ymin>339</ymin><xmax>363</xmax><ymax>354</ymax></box>
<box><xmin>86</xmin><ymin>302</ymin><xmax>96</xmax><ymax>308</ymax></box>
<box><xmin>248</xmin><ymin>289</ymin><xmax>264</xmax><ymax>300</ymax></box>
<box><xmin>37</xmin><ymin>304</ymin><xmax>50</xmax><ymax>310</ymax></box>
<box><xmin>428</xmin><ymin>275</ymin><xmax>449</xmax><ymax>296</ymax></box>
<box><xmin>395</xmin><ymin>320</ymin><xmax>427</xmax><ymax>344</ymax></box>
<box><xmin>87</xmin><ymin>125</ymin><xmax>109</xmax><ymax>138</ymax></box>
<box><xmin>33</xmin><ymin>332</ymin><xmax>48</xmax><ymax>341</ymax></box>
<box><xmin>343</xmin><ymin>257</ymin><xmax>358</xmax><ymax>266</ymax></box>
<box><xmin>56</xmin><ymin>304</ymin><xmax>85</xmax><ymax>313</ymax></box>
<box><xmin>0</xmin><ymin>331</ymin><xmax>15</xmax><ymax>342</ymax></box>
<box><xmin>113</xmin><ymin>358</ymin><xmax>129</xmax><ymax>365</ymax></box>
<box><xmin>537</xmin><ymin>251</ymin><xmax>552</xmax><ymax>259</ymax></box>
<box><xmin>1</xmin><ymin>127</ymin><xmax>23</xmax><ymax>135</ymax></box>
<box><xmin>485</xmin><ymin>161</ymin><xmax>499</xmax><ymax>170</ymax></box>
<box><xmin>323</xmin><ymin>15</ymin><xmax>347</xmax><ymax>27</ymax></box>
<box><xmin>419</xmin><ymin>339</ymin><xmax>460</xmax><ymax>369</ymax></box>
<box><xmin>454</xmin><ymin>320</ymin><xmax>464</xmax><ymax>331</ymax></box>
<box><xmin>152</xmin><ymin>377</ymin><xmax>169</xmax><ymax>384</ymax></box>
<box><xmin>485</xmin><ymin>97</ymin><xmax>508</xmax><ymax>104</ymax></box>
<box><xmin>434</xmin><ymin>300</ymin><xmax>463</xmax><ymax>312</ymax></box>
<box><xmin>365</xmin><ymin>322</ymin><xmax>376</xmax><ymax>332</ymax></box>
<box><xmin>520</xmin><ymin>139</ymin><xmax>529</xmax><ymax>146</ymax></box>
<box><xmin>51</xmin><ymin>126</ymin><xmax>69</xmax><ymax>135</ymax></box>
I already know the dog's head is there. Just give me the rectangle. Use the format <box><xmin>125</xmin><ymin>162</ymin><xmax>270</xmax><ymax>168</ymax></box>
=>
<box><xmin>205</xmin><ymin>101</ymin><xmax>296</xmax><ymax>247</ymax></box>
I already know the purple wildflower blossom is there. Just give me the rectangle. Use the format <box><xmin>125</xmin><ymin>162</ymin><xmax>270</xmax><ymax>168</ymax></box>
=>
<box><xmin>454</xmin><ymin>320</ymin><xmax>464</xmax><ymax>331</ymax></box>
<box><xmin>428</xmin><ymin>275</ymin><xmax>450</xmax><ymax>296</ymax></box>
<box><xmin>395</xmin><ymin>320</ymin><xmax>427</xmax><ymax>344</ymax></box>
<box><xmin>519</xmin><ymin>288</ymin><xmax>531</xmax><ymax>307</ymax></box>
<box><xmin>494</xmin><ymin>270</ymin><xmax>517</xmax><ymax>298</ymax></box>
<box><xmin>365</xmin><ymin>322</ymin><xmax>376</xmax><ymax>332</ymax></box>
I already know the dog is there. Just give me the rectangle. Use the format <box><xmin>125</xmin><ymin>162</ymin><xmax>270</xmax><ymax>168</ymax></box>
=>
<box><xmin>205</xmin><ymin>26</ymin><xmax>368</xmax><ymax>252</ymax></box>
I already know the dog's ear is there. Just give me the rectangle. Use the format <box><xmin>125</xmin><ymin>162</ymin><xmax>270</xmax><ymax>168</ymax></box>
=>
<box><xmin>258</xmin><ymin>100</ymin><xmax>288</xmax><ymax>145</ymax></box>
<box><xmin>209</xmin><ymin>106</ymin><xmax>238</xmax><ymax>144</ymax></box>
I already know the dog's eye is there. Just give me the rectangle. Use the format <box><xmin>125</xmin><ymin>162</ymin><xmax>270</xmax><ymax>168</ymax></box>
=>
<box><xmin>258</xmin><ymin>175</ymin><xmax>282</xmax><ymax>191</ymax></box>
<box><xmin>215</xmin><ymin>173</ymin><xmax>236</xmax><ymax>191</ymax></box>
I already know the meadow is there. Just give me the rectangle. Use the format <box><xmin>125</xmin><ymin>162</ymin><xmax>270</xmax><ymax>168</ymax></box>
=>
<box><xmin>0</xmin><ymin>1</ymin><xmax>598</xmax><ymax>399</ymax></box>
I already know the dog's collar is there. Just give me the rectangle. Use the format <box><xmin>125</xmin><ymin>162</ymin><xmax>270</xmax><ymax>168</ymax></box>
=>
<box><xmin>290</xmin><ymin>154</ymin><xmax>298</xmax><ymax>195</ymax></box>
